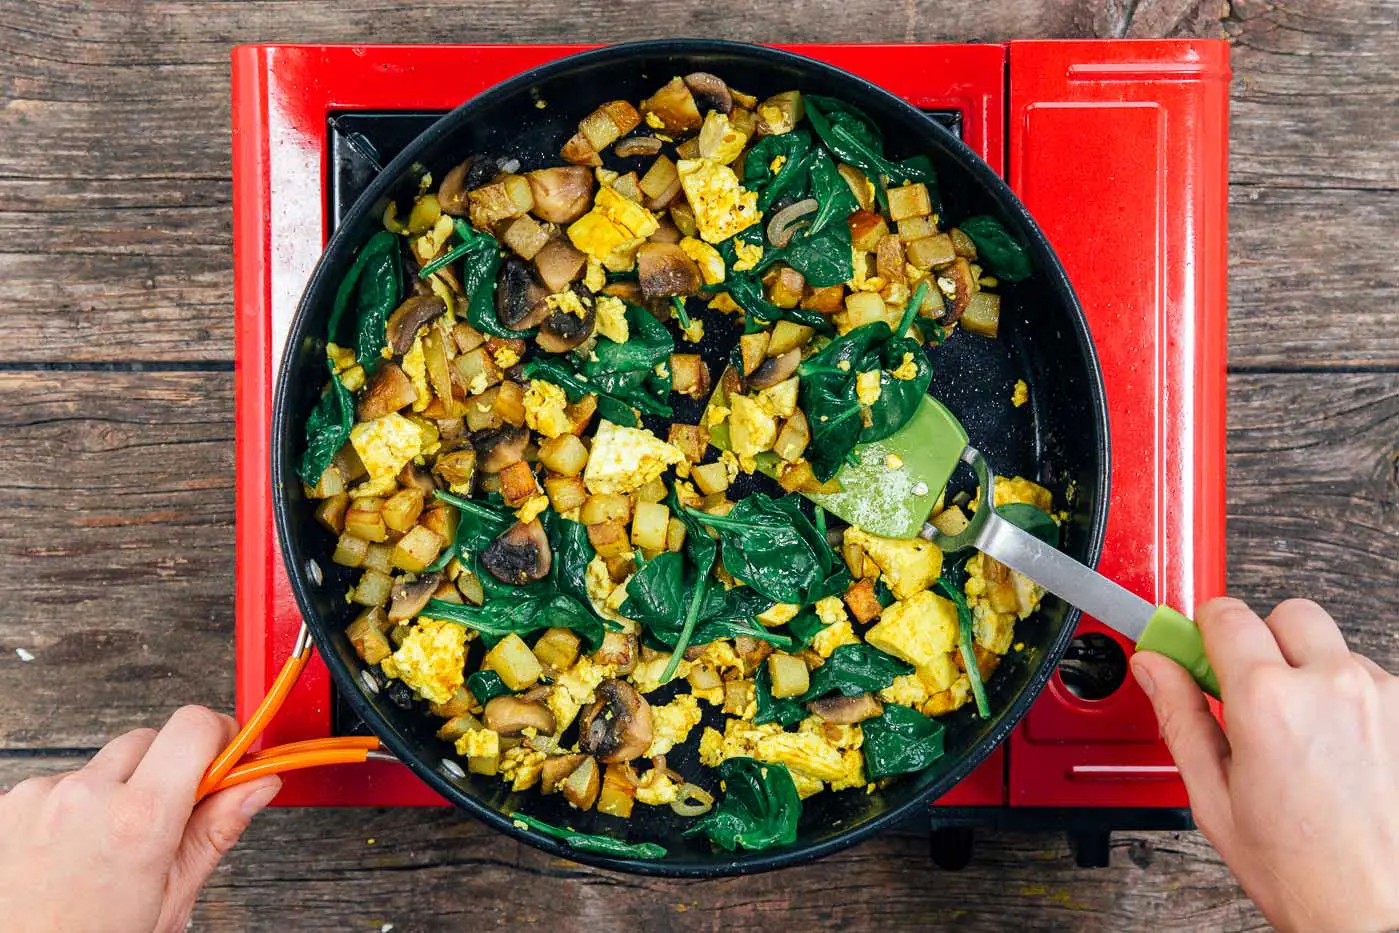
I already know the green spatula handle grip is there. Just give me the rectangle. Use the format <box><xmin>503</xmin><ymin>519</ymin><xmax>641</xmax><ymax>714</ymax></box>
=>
<box><xmin>1135</xmin><ymin>606</ymin><xmax>1220</xmax><ymax>700</ymax></box>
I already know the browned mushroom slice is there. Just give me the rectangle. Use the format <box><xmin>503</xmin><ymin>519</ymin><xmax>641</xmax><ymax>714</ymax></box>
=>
<box><xmin>385</xmin><ymin>295</ymin><xmax>447</xmax><ymax>356</ymax></box>
<box><xmin>684</xmin><ymin>72</ymin><xmax>733</xmax><ymax>114</ymax></box>
<box><xmin>807</xmin><ymin>693</ymin><xmax>884</xmax><ymax>724</ymax></box>
<box><xmin>397</xmin><ymin>462</ymin><xmax>438</xmax><ymax>496</ymax></box>
<box><xmin>436</xmin><ymin>159</ymin><xmax>473</xmax><ymax>216</ymax></box>
<box><xmin>527</xmin><ymin>166</ymin><xmax>595</xmax><ymax>223</ymax></box>
<box><xmin>356</xmin><ymin>362</ymin><xmax>418</xmax><ymax>421</ymax></box>
<box><xmin>637</xmin><ymin>242</ymin><xmax>702</xmax><ymax>299</ymax></box>
<box><xmin>482</xmin><ymin>695</ymin><xmax>557</xmax><ymax>736</ymax></box>
<box><xmin>471</xmin><ymin>423</ymin><xmax>530</xmax><ymax>473</ymax></box>
<box><xmin>387</xmin><ymin>571</ymin><xmax>442</xmax><ymax>622</ymax></box>
<box><xmin>578</xmin><ymin>679</ymin><xmax>653</xmax><ymax>763</ymax></box>
<box><xmin>536</xmin><ymin>286</ymin><xmax>597</xmax><ymax>354</ymax></box>
<box><xmin>480</xmin><ymin>519</ymin><xmax>552</xmax><ymax>584</ymax></box>
<box><xmin>495</xmin><ymin>256</ymin><xmax>551</xmax><ymax>332</ymax></box>
<box><xmin>746</xmin><ymin>347</ymin><xmax>801</xmax><ymax>390</ymax></box>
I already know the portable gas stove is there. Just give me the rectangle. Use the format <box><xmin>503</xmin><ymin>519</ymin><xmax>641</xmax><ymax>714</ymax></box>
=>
<box><xmin>232</xmin><ymin>40</ymin><xmax>1229</xmax><ymax>868</ymax></box>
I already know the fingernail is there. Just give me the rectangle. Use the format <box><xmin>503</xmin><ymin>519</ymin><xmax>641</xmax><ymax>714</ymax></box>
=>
<box><xmin>240</xmin><ymin>778</ymin><xmax>282</xmax><ymax>818</ymax></box>
<box><xmin>1131</xmin><ymin>656</ymin><xmax>1155</xmax><ymax>698</ymax></box>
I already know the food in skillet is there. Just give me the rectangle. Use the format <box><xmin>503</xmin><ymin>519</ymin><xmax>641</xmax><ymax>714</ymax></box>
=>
<box><xmin>299</xmin><ymin>74</ymin><xmax>1054</xmax><ymax>856</ymax></box>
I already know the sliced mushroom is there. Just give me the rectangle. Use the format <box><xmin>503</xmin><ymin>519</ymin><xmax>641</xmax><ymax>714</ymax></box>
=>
<box><xmin>684</xmin><ymin>72</ymin><xmax>733</xmax><ymax>114</ymax></box>
<box><xmin>470</xmin><ymin>423</ymin><xmax>530</xmax><ymax>473</ymax></box>
<box><xmin>637</xmin><ymin>241</ymin><xmax>702</xmax><ymax>298</ymax></box>
<box><xmin>526</xmin><ymin>166</ymin><xmax>595</xmax><ymax>224</ymax></box>
<box><xmin>746</xmin><ymin>347</ymin><xmax>801</xmax><ymax>390</ymax></box>
<box><xmin>540</xmin><ymin>753</ymin><xmax>587</xmax><ymax>795</ymax></box>
<box><xmin>578</xmin><ymin>679</ymin><xmax>653</xmax><ymax>763</ymax></box>
<box><xmin>437</xmin><ymin>158</ymin><xmax>495</xmax><ymax>216</ymax></box>
<box><xmin>483</xmin><ymin>695</ymin><xmax>557</xmax><ymax>736</ymax></box>
<box><xmin>481</xmin><ymin>519</ymin><xmax>552</xmax><ymax>584</ymax></box>
<box><xmin>387</xmin><ymin>572</ymin><xmax>442</xmax><ymax>622</ymax></box>
<box><xmin>807</xmin><ymin>692</ymin><xmax>884</xmax><ymax>724</ymax></box>
<box><xmin>386</xmin><ymin>295</ymin><xmax>447</xmax><ymax>355</ymax></box>
<box><xmin>495</xmin><ymin>256</ymin><xmax>552</xmax><ymax>332</ymax></box>
<box><xmin>536</xmin><ymin>285</ymin><xmax>597</xmax><ymax>353</ymax></box>
<box><xmin>356</xmin><ymin>362</ymin><xmax>418</xmax><ymax>421</ymax></box>
<box><xmin>397</xmin><ymin>462</ymin><xmax>438</xmax><ymax>496</ymax></box>
<box><xmin>614</xmin><ymin>135</ymin><xmax>664</xmax><ymax>158</ymax></box>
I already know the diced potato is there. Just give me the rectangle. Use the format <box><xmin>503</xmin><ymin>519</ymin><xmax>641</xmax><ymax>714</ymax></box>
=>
<box><xmin>906</xmin><ymin>233</ymin><xmax>956</xmax><ymax>270</ymax></box>
<box><xmin>800</xmin><ymin>284</ymin><xmax>846</xmax><ymax>314</ymax></box>
<box><xmin>848</xmin><ymin>210</ymin><xmax>889</xmax><ymax>252</ymax></box>
<box><xmin>961</xmin><ymin>291</ymin><xmax>1001</xmax><ymax>338</ymax></box>
<box><xmin>597</xmin><ymin>762</ymin><xmax>639</xmax><ymax>818</ymax></box>
<box><xmin>837</xmin><ymin>163</ymin><xmax>874</xmax><ymax>211</ymax></box>
<box><xmin>561</xmin><ymin>130</ymin><xmax>602</xmax><ymax>167</ymax></box>
<box><xmin>539</xmin><ymin>434</ymin><xmax>588</xmax><ymax>475</ymax></box>
<box><xmin>540</xmin><ymin>753</ymin><xmax>586</xmax><ymax>795</ymax></box>
<box><xmin>344</xmin><ymin>499</ymin><xmax>389</xmax><ymax>542</ymax></box>
<box><xmin>307</xmin><ymin>464</ymin><xmax>345</xmax><ymax>499</ymax></box>
<box><xmin>498</xmin><ymin>460</ymin><xmax>540</xmax><ymax>506</ymax></box>
<box><xmin>667</xmin><ymin>423</ymin><xmax>709</xmax><ymax>463</ymax></box>
<box><xmin>434</xmin><ymin>448</ymin><xmax>477</xmax><ymax>491</ymax></box>
<box><xmin>564</xmin><ymin>394</ymin><xmax>598</xmax><ymax>435</ymax></box>
<box><xmin>501</xmin><ymin>213</ymin><xmax>553</xmax><ymax>260</ymax></box>
<box><xmin>562</xmin><ymin>756</ymin><xmax>602</xmax><ymax>810</ymax></box>
<box><xmin>948</xmin><ymin>256</ymin><xmax>978</xmax><ymax>319</ymax></box>
<box><xmin>897</xmin><ymin>215</ymin><xmax>938</xmax><ymax>241</ymax></box>
<box><xmin>391</xmin><ymin>524</ymin><xmax>445</xmax><ymax>573</ymax></box>
<box><xmin>723</xmin><ymin>679</ymin><xmax>756</xmax><ymax>715</ymax></box>
<box><xmin>763</xmin><ymin>322</ymin><xmax>812</xmax><ymax>358</ymax></box>
<box><xmin>630</xmin><ymin>478</ymin><xmax>664</xmax><ymax>506</ymax></box>
<box><xmin>534</xmin><ymin>627</ymin><xmax>582</xmax><ymax>672</ymax></box>
<box><xmin>581</xmin><ymin>493</ymin><xmax>633</xmax><ymax>525</ymax></box>
<box><xmin>347</xmin><ymin>608</ymin><xmax>392</xmax><ymax>664</ymax></box>
<box><xmin>457</xmin><ymin>571</ymin><xmax>485</xmax><ymax>606</ymax></box>
<box><xmin>419</xmin><ymin>506</ymin><xmax>457</xmax><ymax>547</ymax></box>
<box><xmin>763</xmin><ymin>264</ymin><xmax>806</xmax><ymax>309</ymax></box>
<box><xmin>887</xmin><ymin>183</ymin><xmax>932</xmax><ymax>222</ymax></box>
<box><xmin>381</xmin><ymin>487</ymin><xmax>426</xmax><ymax>534</ymax></box>
<box><xmin>363</xmin><ymin>542</ymin><xmax>395</xmax><ymax>574</ymax></box>
<box><xmin>631</xmin><ymin>501</ymin><xmax>671</xmax><ymax>551</ymax></box>
<box><xmin>876</xmin><ymin>235</ymin><xmax>907</xmax><ymax>284</ymax></box>
<box><xmin>502</xmin><ymin>174</ymin><xmax>535</xmax><ymax>215</ymax></box>
<box><xmin>543</xmin><ymin>474</ymin><xmax>588</xmax><ymax>513</ymax></box>
<box><xmin>468</xmin><ymin>180</ymin><xmax>526</xmax><ymax>229</ymax></box>
<box><xmin>843</xmin><ymin>578</ymin><xmax>883</xmax><ymax>624</ymax></box>
<box><xmin>640</xmin><ymin>155</ymin><xmax>680</xmax><ymax>203</ymax></box>
<box><xmin>332</xmin><ymin>532</ymin><xmax>369</xmax><ymax>568</ymax></box>
<box><xmin>739</xmin><ymin>331</ymin><xmax>771</xmax><ymax>376</ymax></box>
<box><xmin>484</xmin><ymin>632</ymin><xmax>543</xmax><ymax>690</ymax></box>
<box><xmin>580</xmin><ymin>100</ymin><xmax>640</xmax><ymax>152</ymax></box>
<box><xmin>430</xmin><ymin>686</ymin><xmax>474</xmax><ymax>720</ymax></box>
<box><xmin>949</xmin><ymin>227</ymin><xmax>978</xmax><ymax>259</ymax></box>
<box><xmin>670</xmin><ymin>353</ymin><xmax>711</xmax><ymax>400</ymax></box>
<box><xmin>351</xmin><ymin>569</ymin><xmax>393</xmax><ymax>607</ymax></box>
<box><xmin>690</xmin><ymin>461</ymin><xmax>732</xmax><ymax>496</ymax></box>
<box><xmin>767</xmin><ymin>653</ymin><xmax>810</xmax><ymax>699</ymax></box>
<box><xmin>532</xmin><ymin>237</ymin><xmax>589</xmax><ymax>294</ymax></box>
<box><xmin>452</xmin><ymin>346</ymin><xmax>504</xmax><ymax>395</ymax></box>
<box><xmin>755</xmin><ymin>91</ymin><xmax>803</xmax><ymax>136</ymax></box>
<box><xmin>357</xmin><ymin>363</ymin><xmax>419</xmax><ymax>422</ymax></box>
<box><xmin>315</xmin><ymin>492</ymin><xmax>350</xmax><ymax>536</ymax></box>
<box><xmin>773</xmin><ymin>409</ymin><xmax>811</xmax><ymax>462</ymax></box>
<box><xmin>641</xmin><ymin>78</ymin><xmax>702</xmax><ymax>135</ymax></box>
<box><xmin>841</xmin><ymin>290</ymin><xmax>895</xmax><ymax>331</ymax></box>
<box><xmin>665</xmin><ymin>517</ymin><xmax>688</xmax><ymax>553</ymax></box>
<box><xmin>493</xmin><ymin>380</ymin><xmax>527</xmax><ymax>427</ymax></box>
<box><xmin>435</xmin><ymin>711</ymin><xmax>482</xmax><ymax>742</ymax></box>
<box><xmin>586</xmin><ymin>519</ymin><xmax>632</xmax><ymax>558</ymax></box>
<box><xmin>778</xmin><ymin>460</ymin><xmax>840</xmax><ymax>495</ymax></box>
<box><xmin>930</xmin><ymin>504</ymin><xmax>970</xmax><ymax>536</ymax></box>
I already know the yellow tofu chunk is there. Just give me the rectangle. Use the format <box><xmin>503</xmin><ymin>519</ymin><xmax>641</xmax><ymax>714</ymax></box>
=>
<box><xmin>864</xmin><ymin>590</ymin><xmax>960</xmax><ymax>682</ymax></box>
<box><xmin>676</xmin><ymin>158</ymin><xmax>760</xmax><ymax>244</ymax></box>
<box><xmin>350</xmin><ymin>412</ymin><xmax>426</xmax><ymax>482</ymax></box>
<box><xmin>523</xmin><ymin>379</ymin><xmax>571</xmax><ymax>438</ymax></box>
<box><xmin>379</xmin><ymin>618</ymin><xmax>467</xmax><ymax>705</ymax></box>
<box><xmin>843</xmin><ymin>526</ymin><xmax>943</xmax><ymax>600</ymax></box>
<box><xmin>644</xmin><ymin>693</ymin><xmax>704</xmax><ymax>757</ymax></box>
<box><xmin>582</xmin><ymin>419</ymin><xmax>685</xmax><ymax>495</ymax></box>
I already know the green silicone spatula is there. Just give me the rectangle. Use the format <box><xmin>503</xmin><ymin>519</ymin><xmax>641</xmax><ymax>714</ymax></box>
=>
<box><xmin>803</xmin><ymin>395</ymin><xmax>1220</xmax><ymax>700</ymax></box>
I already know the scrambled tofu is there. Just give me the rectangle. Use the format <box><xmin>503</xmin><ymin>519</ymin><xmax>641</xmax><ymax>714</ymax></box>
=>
<box><xmin>757</xmin><ymin>602</ymin><xmax>801</xmax><ymax>628</ymax></box>
<box><xmin>708</xmin><ymin>292</ymin><xmax>743</xmax><ymax>314</ymax></box>
<box><xmin>880</xmin><ymin>672</ymin><xmax>932</xmax><ymax>710</ymax></box>
<box><xmin>864</xmin><ymin>590</ymin><xmax>959</xmax><ymax>682</ymax></box>
<box><xmin>636</xmin><ymin>768</ymin><xmax>680</xmax><ymax>806</ymax></box>
<box><xmin>890</xmin><ymin>352</ymin><xmax>919</xmax><ymax>381</ymax></box>
<box><xmin>326</xmin><ymin>342</ymin><xmax>356</xmax><ymax>372</ymax></box>
<box><xmin>567</xmin><ymin>186</ymin><xmax>659</xmax><ymax>270</ymax></box>
<box><xmin>380</xmin><ymin>618</ymin><xmax>468</xmax><ymax>705</ymax></box>
<box><xmin>698</xmin><ymin>111</ymin><xmax>748</xmax><ymax>164</ymax></box>
<box><xmin>855</xmin><ymin>370</ymin><xmax>882</xmax><ymax>406</ymax></box>
<box><xmin>500</xmin><ymin>745</ymin><xmax>547</xmax><ymax>791</ymax></box>
<box><xmin>350</xmin><ymin>412</ymin><xmax>427</xmax><ymax>482</ymax></box>
<box><xmin>454</xmin><ymin>726</ymin><xmax>500</xmax><ymax>760</ymax></box>
<box><xmin>594</xmin><ymin>294</ymin><xmax>630</xmax><ymax>344</ymax></box>
<box><xmin>676</xmin><ymin>158</ymin><xmax>760</xmax><ymax>244</ymax></box>
<box><xmin>1012</xmin><ymin>379</ymin><xmax>1029</xmax><ymax>408</ymax></box>
<box><xmin>732</xmin><ymin>239</ymin><xmax>764</xmax><ymax>271</ymax></box>
<box><xmin>645</xmin><ymin>693</ymin><xmax>704</xmax><ymax>757</ymax></box>
<box><xmin>545</xmin><ymin>288</ymin><xmax>589</xmax><ymax>320</ymax></box>
<box><xmin>584</xmin><ymin>257</ymin><xmax>607</xmax><ymax>293</ymax></box>
<box><xmin>584</xmin><ymin>556</ymin><xmax>635</xmax><ymax>627</ymax></box>
<box><xmin>679</xmin><ymin>236</ymin><xmax>725</xmax><ymax>285</ymax></box>
<box><xmin>582</xmin><ymin>419</ymin><xmax>684</xmax><ymax>495</ymax></box>
<box><xmin>514</xmin><ymin>493</ymin><xmax>550</xmax><ymax>524</ymax></box>
<box><xmin>632</xmin><ymin>654</ymin><xmax>692</xmax><ymax>694</ymax></box>
<box><xmin>728</xmin><ymin>394</ymin><xmax>778</xmax><ymax>460</ymax></box>
<box><xmin>696</xmin><ymin>639</ymin><xmax>743</xmax><ymax>676</ymax></box>
<box><xmin>964</xmin><ymin>552</ymin><xmax>1042</xmax><ymax>655</ymax></box>
<box><xmin>523</xmin><ymin>379</ymin><xmax>570</xmax><ymax>438</ymax></box>
<box><xmin>844</xmin><ymin>526</ymin><xmax>943</xmax><ymax>600</ymax></box>
<box><xmin>993</xmin><ymin>475</ymin><xmax>1053</xmax><ymax>512</ymax></box>
<box><xmin>546</xmin><ymin>654</ymin><xmax>615</xmax><ymax>733</ymax></box>
<box><xmin>812</xmin><ymin>619</ymin><xmax>860</xmax><ymax>659</ymax></box>
<box><xmin>698</xmin><ymin>719</ymin><xmax>783</xmax><ymax>767</ymax></box>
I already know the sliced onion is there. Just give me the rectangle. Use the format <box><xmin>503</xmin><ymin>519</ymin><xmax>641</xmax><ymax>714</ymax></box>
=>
<box><xmin>767</xmin><ymin>198</ymin><xmax>818</xmax><ymax>248</ymax></box>
<box><xmin>497</xmin><ymin>157</ymin><xmax>522</xmax><ymax>174</ymax></box>
<box><xmin>671</xmin><ymin>783</ymin><xmax>715</xmax><ymax>817</ymax></box>
<box><xmin>616</xmin><ymin>136</ymin><xmax>664</xmax><ymax>158</ymax></box>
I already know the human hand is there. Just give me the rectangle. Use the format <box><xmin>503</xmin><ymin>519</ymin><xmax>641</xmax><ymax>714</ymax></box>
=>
<box><xmin>1132</xmin><ymin>597</ymin><xmax>1399</xmax><ymax>933</ymax></box>
<box><xmin>0</xmin><ymin>705</ymin><xmax>280</xmax><ymax>933</ymax></box>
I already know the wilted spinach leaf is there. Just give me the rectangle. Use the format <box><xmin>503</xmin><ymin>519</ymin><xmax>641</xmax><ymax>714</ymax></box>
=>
<box><xmin>686</xmin><ymin>494</ymin><xmax>845</xmax><ymax>605</ymax></box>
<box><xmin>510</xmin><ymin>812</ymin><xmax>667</xmax><ymax>859</ymax></box>
<box><xmin>957</xmin><ymin>215</ymin><xmax>1032</xmax><ymax>283</ymax></box>
<box><xmin>421</xmin><ymin>219</ymin><xmax>511</xmax><ymax>338</ymax></box>
<box><xmin>584</xmin><ymin>302</ymin><xmax>674</xmax><ymax>376</ymax></box>
<box><xmin>797</xmin><ymin>643</ymin><xmax>913</xmax><ymax>703</ymax></box>
<box><xmin>684</xmin><ymin>757</ymin><xmax>801</xmax><ymax>852</ymax></box>
<box><xmin>862</xmin><ymin>703</ymin><xmax>947</xmax><ymax>779</ymax></box>
<box><xmin>298</xmin><ymin>361</ymin><xmax>354</xmax><ymax>486</ymax></box>
<box><xmin>935</xmin><ymin>576</ymin><xmax>990</xmax><ymax>719</ymax></box>
<box><xmin>997</xmin><ymin>502</ymin><xmax>1059</xmax><ymax>547</ymax></box>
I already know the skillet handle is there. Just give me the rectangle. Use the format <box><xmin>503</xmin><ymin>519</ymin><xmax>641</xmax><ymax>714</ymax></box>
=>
<box><xmin>1135</xmin><ymin>605</ymin><xmax>1220</xmax><ymax>700</ymax></box>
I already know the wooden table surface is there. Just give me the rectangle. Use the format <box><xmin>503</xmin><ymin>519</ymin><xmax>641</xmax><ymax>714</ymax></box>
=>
<box><xmin>2</xmin><ymin>0</ymin><xmax>1397</xmax><ymax>929</ymax></box>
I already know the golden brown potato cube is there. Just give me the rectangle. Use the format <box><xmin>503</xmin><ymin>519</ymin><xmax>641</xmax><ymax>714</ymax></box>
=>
<box><xmin>897</xmin><ymin>215</ymin><xmax>938</xmax><ymax>241</ymax></box>
<box><xmin>539</xmin><ymin>753</ymin><xmax>586</xmax><ymax>795</ymax></box>
<box><xmin>665</xmin><ymin>517</ymin><xmax>688</xmax><ymax>553</ymax></box>
<box><xmin>641</xmin><ymin>78</ymin><xmax>702</xmax><ymax>135</ymax></box>
<box><xmin>533</xmin><ymin>627</ymin><xmax>582</xmax><ymax>672</ymax></box>
<box><xmin>773</xmin><ymin>409</ymin><xmax>811</xmax><ymax>463</ymax></box>
<box><xmin>501</xmin><ymin>174</ymin><xmax>534</xmax><ymax>215</ymax></box>
<box><xmin>497</xmin><ymin>460</ymin><xmax>540</xmax><ymax>506</ymax></box>
<box><xmin>887</xmin><ymin>183</ymin><xmax>932</xmax><ymax>222</ymax></box>
<box><xmin>604</xmin><ymin>552</ymin><xmax>638</xmax><ymax>583</ymax></box>
<box><xmin>843</xmin><ymin>578</ymin><xmax>884</xmax><ymax>624</ymax></box>
<box><xmin>452</xmin><ymin>347</ymin><xmax>504</xmax><ymax>396</ymax></box>
<box><xmin>465</xmin><ymin>387</ymin><xmax>502</xmax><ymax>432</ymax></box>
<box><xmin>564</xmin><ymin>394</ymin><xmax>598</xmax><ymax>435</ymax></box>
<box><xmin>344</xmin><ymin>499</ymin><xmax>389</xmax><ymax>542</ymax></box>
<box><xmin>669</xmin><ymin>202</ymin><xmax>698</xmax><ymax>238</ymax></box>
<box><xmin>332</xmin><ymin>531</ymin><xmax>369</xmax><ymax>568</ymax></box>
<box><xmin>755</xmin><ymin>90</ymin><xmax>803</xmax><ymax>136</ymax></box>
<box><xmin>579</xmin><ymin>104</ymin><xmax>629</xmax><ymax>153</ymax></box>
<box><xmin>562</xmin><ymin>756</ymin><xmax>602</xmax><ymax>810</ymax></box>
<box><xmin>639</xmin><ymin>155</ymin><xmax>679</xmax><ymax>201</ymax></box>
<box><xmin>701</xmin><ymin>495</ymin><xmax>733</xmax><ymax>516</ymax></box>
<box><xmin>739</xmin><ymin>331</ymin><xmax>771</xmax><ymax>376</ymax></box>
<box><xmin>666</xmin><ymin>423</ymin><xmax>710</xmax><ymax>463</ymax></box>
<box><xmin>961</xmin><ymin>291</ymin><xmax>1001</xmax><ymax>338</ymax></box>
<box><xmin>493</xmin><ymin>380</ymin><xmax>527</xmax><ymax>427</ymax></box>
<box><xmin>457</xmin><ymin>571</ymin><xmax>485</xmax><ymax>606</ymax></box>
<box><xmin>544</xmin><ymin>474</ymin><xmax>588</xmax><ymax>514</ymax></box>
<box><xmin>351</xmin><ymin>569</ymin><xmax>393</xmax><ymax>608</ymax></box>
<box><xmin>670</xmin><ymin>353</ymin><xmax>711</xmax><ymax>401</ymax></box>
<box><xmin>906</xmin><ymin>233</ymin><xmax>956</xmax><ymax>270</ymax></box>
<box><xmin>930</xmin><ymin>504</ymin><xmax>970</xmax><ymax>537</ymax></box>
<box><xmin>842</xmin><ymin>290</ymin><xmax>896</xmax><ymax>332</ymax></box>
<box><xmin>597</xmin><ymin>632</ymin><xmax>638</xmax><ymax>674</ymax></box>
<box><xmin>332</xmin><ymin>444</ymin><xmax>368</xmax><ymax>484</ymax></box>
<box><xmin>949</xmin><ymin>227</ymin><xmax>978</xmax><ymax>259</ymax></box>
<box><xmin>434</xmin><ymin>448</ymin><xmax>477</xmax><ymax>492</ymax></box>
<box><xmin>357</xmin><ymin>363</ymin><xmax>418</xmax><ymax>421</ymax></box>
<box><xmin>467</xmin><ymin>180</ymin><xmax>526</xmax><ymax>229</ymax></box>
<box><xmin>561</xmin><ymin>130</ymin><xmax>602</xmax><ymax>167</ymax></box>
<box><xmin>690</xmin><ymin>461</ymin><xmax>732</xmax><ymax>496</ymax></box>
<box><xmin>532</xmin><ymin>238</ymin><xmax>588</xmax><ymax>295</ymax></box>
<box><xmin>723</xmin><ymin>679</ymin><xmax>756</xmax><ymax>715</ymax></box>
<box><xmin>347</xmin><ymin>608</ymin><xmax>392</xmax><ymax>665</ymax></box>
<box><xmin>538</xmin><ymin>434</ymin><xmax>588</xmax><ymax>475</ymax></box>
<box><xmin>307</xmin><ymin>464</ymin><xmax>345</xmax><ymax>499</ymax></box>
<box><xmin>767</xmin><ymin>320</ymin><xmax>815</xmax><ymax>356</ymax></box>
<box><xmin>602</xmin><ymin>100</ymin><xmax>642</xmax><ymax>136</ymax></box>
<box><xmin>430</xmin><ymin>686</ymin><xmax>475</xmax><ymax>720</ymax></box>
<box><xmin>587</xmin><ymin>519</ymin><xmax>632</xmax><ymax>558</ymax></box>
<box><xmin>501</xmin><ymin>213</ymin><xmax>553</xmax><ymax>261</ymax></box>
<box><xmin>778</xmin><ymin>460</ymin><xmax>840</xmax><ymax>495</ymax></box>
<box><xmin>631</xmin><ymin>477</ymin><xmax>665</xmax><ymax>506</ymax></box>
<box><xmin>597</xmin><ymin>762</ymin><xmax>638</xmax><ymax>818</ymax></box>
<box><xmin>580</xmin><ymin>493</ymin><xmax>632</xmax><ymax>525</ymax></box>
<box><xmin>848</xmin><ymin>209</ymin><xmax>890</xmax><ymax>253</ymax></box>
<box><xmin>381</xmin><ymin>488</ymin><xmax>426</xmax><ymax>534</ymax></box>
<box><xmin>391</xmin><ymin>524</ymin><xmax>445</xmax><ymax>573</ymax></box>
<box><xmin>767</xmin><ymin>653</ymin><xmax>810</xmax><ymax>699</ymax></box>
<box><xmin>800</xmin><ymin>284</ymin><xmax>846</xmax><ymax>314</ymax></box>
<box><xmin>362</xmin><ymin>541</ymin><xmax>395</xmax><ymax>574</ymax></box>
<box><xmin>762</xmin><ymin>265</ymin><xmax>806</xmax><ymax>309</ymax></box>
<box><xmin>949</xmin><ymin>257</ymin><xmax>978</xmax><ymax>318</ymax></box>
<box><xmin>315</xmin><ymin>492</ymin><xmax>350</xmax><ymax>536</ymax></box>
<box><xmin>631</xmin><ymin>501</ymin><xmax>670</xmax><ymax>551</ymax></box>
<box><xmin>435</xmin><ymin>711</ymin><xmax>483</xmax><ymax>743</ymax></box>
<box><xmin>484</xmin><ymin>632</ymin><xmax>543</xmax><ymax>690</ymax></box>
<box><xmin>876</xmin><ymin>235</ymin><xmax>907</xmax><ymax>284</ymax></box>
<box><xmin>837</xmin><ymin>163</ymin><xmax>874</xmax><ymax>211</ymax></box>
<box><xmin>452</xmin><ymin>322</ymin><xmax>486</xmax><ymax>354</ymax></box>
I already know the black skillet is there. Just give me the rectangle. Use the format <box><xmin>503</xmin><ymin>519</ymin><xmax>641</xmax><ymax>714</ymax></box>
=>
<box><xmin>272</xmin><ymin>39</ymin><xmax>1110</xmax><ymax>876</ymax></box>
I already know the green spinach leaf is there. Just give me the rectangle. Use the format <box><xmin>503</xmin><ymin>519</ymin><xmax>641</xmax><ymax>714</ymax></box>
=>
<box><xmin>684</xmin><ymin>757</ymin><xmax>801</xmax><ymax>852</ymax></box>
<box><xmin>432</xmin><ymin>489</ymin><xmax>513</xmax><ymax>556</ymax></box>
<box><xmin>753</xmin><ymin>664</ymin><xmax>806</xmax><ymax>727</ymax></box>
<box><xmin>785</xmin><ymin>610</ymin><xmax>829</xmax><ymax>651</ymax></box>
<box><xmin>862</xmin><ymin>703</ymin><xmax>947</xmax><ymax>779</ymax></box>
<box><xmin>298</xmin><ymin>361</ymin><xmax>354</xmax><ymax>486</ymax></box>
<box><xmin>997</xmin><ymin>502</ymin><xmax>1059</xmax><ymax>547</ymax></box>
<box><xmin>743</xmin><ymin>131</ymin><xmax>814</xmax><ymax>211</ymax></box>
<box><xmin>685</xmin><ymin>494</ymin><xmax>843</xmax><ymax>605</ymax></box>
<box><xmin>797</xmin><ymin>643</ymin><xmax>913</xmax><ymax>703</ymax></box>
<box><xmin>466</xmin><ymin>670</ymin><xmax>511</xmax><ymax>704</ymax></box>
<box><xmin>424</xmin><ymin>592</ymin><xmax>608</xmax><ymax>652</ymax></box>
<box><xmin>421</xmin><ymin>220</ymin><xmax>511</xmax><ymax>338</ymax></box>
<box><xmin>957</xmin><ymin>215</ymin><xmax>1032</xmax><ymax>283</ymax></box>
<box><xmin>803</xmin><ymin>96</ymin><xmax>940</xmax><ymax>202</ymax></box>
<box><xmin>509</xmin><ymin>812</ymin><xmax>667</xmax><ymax>859</ymax></box>
<box><xmin>522</xmin><ymin>355</ymin><xmax>671</xmax><ymax>429</ymax></box>
<box><xmin>584</xmin><ymin>302</ymin><xmax>674</xmax><ymax>375</ymax></box>
<box><xmin>328</xmin><ymin>230</ymin><xmax>402</xmax><ymax>374</ymax></box>
<box><xmin>935</xmin><ymin>577</ymin><xmax>990</xmax><ymax>718</ymax></box>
